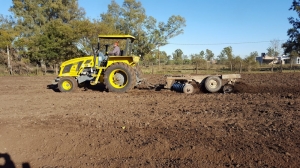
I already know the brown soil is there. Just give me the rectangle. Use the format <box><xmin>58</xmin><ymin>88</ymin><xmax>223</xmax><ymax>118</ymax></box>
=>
<box><xmin>0</xmin><ymin>73</ymin><xmax>300</xmax><ymax>167</ymax></box>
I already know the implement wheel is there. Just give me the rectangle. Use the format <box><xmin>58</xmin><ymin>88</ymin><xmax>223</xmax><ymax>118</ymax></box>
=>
<box><xmin>205</xmin><ymin>76</ymin><xmax>222</xmax><ymax>93</ymax></box>
<box><xmin>58</xmin><ymin>77</ymin><xmax>77</xmax><ymax>92</ymax></box>
<box><xmin>104</xmin><ymin>63</ymin><xmax>136</xmax><ymax>92</ymax></box>
<box><xmin>223</xmin><ymin>84</ymin><xmax>234</xmax><ymax>93</ymax></box>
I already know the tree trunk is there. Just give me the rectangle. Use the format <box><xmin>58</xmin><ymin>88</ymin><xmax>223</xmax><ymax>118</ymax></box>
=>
<box><xmin>7</xmin><ymin>45</ymin><xmax>12</xmax><ymax>75</ymax></box>
<box><xmin>239</xmin><ymin>61</ymin><xmax>242</xmax><ymax>73</ymax></box>
<box><xmin>55</xmin><ymin>64</ymin><xmax>58</xmax><ymax>75</ymax></box>
<box><xmin>36</xmin><ymin>64</ymin><xmax>38</xmax><ymax>75</ymax></box>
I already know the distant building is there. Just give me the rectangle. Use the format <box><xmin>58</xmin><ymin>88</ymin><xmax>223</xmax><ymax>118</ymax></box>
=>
<box><xmin>289</xmin><ymin>57</ymin><xmax>300</xmax><ymax>64</ymax></box>
<box><xmin>256</xmin><ymin>53</ymin><xmax>300</xmax><ymax>65</ymax></box>
<box><xmin>256</xmin><ymin>53</ymin><xmax>278</xmax><ymax>64</ymax></box>
<box><xmin>277</xmin><ymin>55</ymin><xmax>290</xmax><ymax>64</ymax></box>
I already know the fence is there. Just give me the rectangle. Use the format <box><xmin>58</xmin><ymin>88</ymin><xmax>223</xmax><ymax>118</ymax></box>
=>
<box><xmin>0</xmin><ymin>64</ymin><xmax>59</xmax><ymax>76</ymax></box>
<box><xmin>140</xmin><ymin>63</ymin><xmax>300</xmax><ymax>75</ymax></box>
<box><xmin>1</xmin><ymin>63</ymin><xmax>300</xmax><ymax>76</ymax></box>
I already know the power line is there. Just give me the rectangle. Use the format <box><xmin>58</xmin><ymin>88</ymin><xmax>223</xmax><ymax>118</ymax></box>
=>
<box><xmin>164</xmin><ymin>39</ymin><xmax>288</xmax><ymax>46</ymax></box>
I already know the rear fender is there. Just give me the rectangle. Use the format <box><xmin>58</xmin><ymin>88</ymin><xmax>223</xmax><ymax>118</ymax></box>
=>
<box><xmin>106</xmin><ymin>56</ymin><xmax>140</xmax><ymax>67</ymax></box>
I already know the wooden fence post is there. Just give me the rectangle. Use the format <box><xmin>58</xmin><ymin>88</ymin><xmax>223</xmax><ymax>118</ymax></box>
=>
<box><xmin>239</xmin><ymin>61</ymin><xmax>242</xmax><ymax>73</ymax></box>
<box><xmin>36</xmin><ymin>64</ymin><xmax>38</xmax><ymax>75</ymax></box>
<box><xmin>151</xmin><ymin>63</ymin><xmax>154</xmax><ymax>74</ymax></box>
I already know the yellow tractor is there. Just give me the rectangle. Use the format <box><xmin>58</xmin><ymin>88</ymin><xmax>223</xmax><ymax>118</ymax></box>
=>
<box><xmin>53</xmin><ymin>35</ymin><xmax>143</xmax><ymax>93</ymax></box>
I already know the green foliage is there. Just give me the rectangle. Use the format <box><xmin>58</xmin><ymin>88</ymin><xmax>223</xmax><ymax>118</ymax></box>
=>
<box><xmin>191</xmin><ymin>51</ymin><xmax>206</xmax><ymax>68</ymax></box>
<box><xmin>0</xmin><ymin>15</ymin><xmax>17</xmax><ymax>49</ymax></box>
<box><xmin>230</xmin><ymin>56</ymin><xmax>243</xmax><ymax>70</ymax></box>
<box><xmin>243</xmin><ymin>51</ymin><xmax>259</xmax><ymax>71</ymax></box>
<box><xmin>29</xmin><ymin>20</ymin><xmax>85</xmax><ymax>64</ymax></box>
<box><xmin>205</xmin><ymin>49</ymin><xmax>214</xmax><ymax>61</ymax></box>
<box><xmin>0</xmin><ymin>0</ymin><xmax>186</xmax><ymax>66</ymax></box>
<box><xmin>183</xmin><ymin>55</ymin><xmax>191</xmax><ymax>64</ymax></box>
<box><xmin>100</xmin><ymin>0</ymin><xmax>186</xmax><ymax>57</ymax></box>
<box><xmin>218</xmin><ymin>46</ymin><xmax>235</xmax><ymax>70</ymax></box>
<box><xmin>217</xmin><ymin>52</ymin><xmax>226</xmax><ymax>64</ymax></box>
<box><xmin>283</xmin><ymin>0</ymin><xmax>300</xmax><ymax>55</ymax></box>
<box><xmin>266</xmin><ymin>47</ymin><xmax>277</xmax><ymax>57</ymax></box>
<box><xmin>10</xmin><ymin>0</ymin><xmax>85</xmax><ymax>63</ymax></box>
<box><xmin>172</xmin><ymin>49</ymin><xmax>183</xmax><ymax>65</ymax></box>
<box><xmin>222</xmin><ymin>46</ymin><xmax>234</xmax><ymax>60</ymax></box>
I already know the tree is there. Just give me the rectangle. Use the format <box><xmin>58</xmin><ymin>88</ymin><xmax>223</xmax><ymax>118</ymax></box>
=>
<box><xmin>72</xmin><ymin>19</ymin><xmax>119</xmax><ymax>56</ymax></box>
<box><xmin>205</xmin><ymin>49</ymin><xmax>214</xmax><ymax>61</ymax></box>
<box><xmin>191</xmin><ymin>51</ymin><xmax>207</xmax><ymax>72</ymax></box>
<box><xmin>100</xmin><ymin>0</ymin><xmax>186</xmax><ymax>57</ymax></box>
<box><xmin>10</xmin><ymin>0</ymin><xmax>85</xmax><ymax>63</ymax></box>
<box><xmin>268</xmin><ymin>39</ymin><xmax>281</xmax><ymax>72</ymax></box>
<box><xmin>10</xmin><ymin>0</ymin><xmax>85</xmax><ymax>36</ymax></box>
<box><xmin>158</xmin><ymin>51</ymin><xmax>168</xmax><ymax>64</ymax></box>
<box><xmin>0</xmin><ymin>15</ymin><xmax>17</xmax><ymax>50</ymax></box>
<box><xmin>172</xmin><ymin>49</ymin><xmax>183</xmax><ymax>65</ymax></box>
<box><xmin>243</xmin><ymin>51</ymin><xmax>259</xmax><ymax>71</ymax></box>
<box><xmin>267</xmin><ymin>39</ymin><xmax>281</xmax><ymax>57</ymax></box>
<box><xmin>183</xmin><ymin>55</ymin><xmax>191</xmax><ymax>64</ymax></box>
<box><xmin>219</xmin><ymin>46</ymin><xmax>234</xmax><ymax>70</ymax></box>
<box><xmin>232</xmin><ymin>56</ymin><xmax>243</xmax><ymax>71</ymax></box>
<box><xmin>191</xmin><ymin>51</ymin><xmax>205</xmax><ymax>65</ymax></box>
<box><xmin>0</xmin><ymin>15</ymin><xmax>18</xmax><ymax>74</ymax></box>
<box><xmin>283</xmin><ymin>0</ymin><xmax>300</xmax><ymax>55</ymax></box>
<box><xmin>217</xmin><ymin>52</ymin><xmax>227</xmax><ymax>65</ymax></box>
<box><xmin>29</xmin><ymin>20</ymin><xmax>85</xmax><ymax>64</ymax></box>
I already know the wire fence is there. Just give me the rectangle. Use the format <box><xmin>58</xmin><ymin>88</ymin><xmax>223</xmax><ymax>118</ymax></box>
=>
<box><xmin>1</xmin><ymin>63</ymin><xmax>300</xmax><ymax>76</ymax></box>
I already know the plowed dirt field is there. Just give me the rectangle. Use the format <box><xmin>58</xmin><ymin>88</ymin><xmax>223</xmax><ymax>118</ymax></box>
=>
<box><xmin>0</xmin><ymin>73</ymin><xmax>300</xmax><ymax>168</ymax></box>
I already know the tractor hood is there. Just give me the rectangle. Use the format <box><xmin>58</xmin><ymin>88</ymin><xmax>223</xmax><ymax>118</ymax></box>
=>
<box><xmin>59</xmin><ymin>56</ymin><xmax>94</xmax><ymax>76</ymax></box>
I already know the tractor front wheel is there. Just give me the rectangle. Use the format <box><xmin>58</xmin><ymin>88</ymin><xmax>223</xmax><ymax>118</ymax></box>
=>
<box><xmin>58</xmin><ymin>77</ymin><xmax>77</xmax><ymax>92</ymax></box>
<box><xmin>104</xmin><ymin>63</ymin><xmax>136</xmax><ymax>92</ymax></box>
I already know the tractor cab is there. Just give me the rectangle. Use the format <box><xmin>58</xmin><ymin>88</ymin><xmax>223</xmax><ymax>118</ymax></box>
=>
<box><xmin>95</xmin><ymin>35</ymin><xmax>137</xmax><ymax>67</ymax></box>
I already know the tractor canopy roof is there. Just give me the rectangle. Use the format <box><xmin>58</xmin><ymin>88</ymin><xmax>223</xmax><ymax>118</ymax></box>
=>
<box><xmin>98</xmin><ymin>35</ymin><xmax>135</xmax><ymax>42</ymax></box>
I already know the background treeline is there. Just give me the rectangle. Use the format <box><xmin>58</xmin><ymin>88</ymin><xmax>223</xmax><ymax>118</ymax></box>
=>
<box><xmin>1</xmin><ymin>0</ymin><xmax>300</xmax><ymax>75</ymax></box>
<box><xmin>0</xmin><ymin>0</ymin><xmax>185</xmax><ymax>74</ymax></box>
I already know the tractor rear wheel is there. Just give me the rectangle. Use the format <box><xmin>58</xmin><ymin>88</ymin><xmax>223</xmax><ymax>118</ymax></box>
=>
<box><xmin>205</xmin><ymin>76</ymin><xmax>222</xmax><ymax>93</ymax></box>
<box><xmin>58</xmin><ymin>77</ymin><xmax>77</xmax><ymax>92</ymax></box>
<box><xmin>104</xmin><ymin>63</ymin><xmax>136</xmax><ymax>92</ymax></box>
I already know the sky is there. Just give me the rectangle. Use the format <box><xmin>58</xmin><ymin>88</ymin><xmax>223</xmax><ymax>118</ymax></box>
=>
<box><xmin>0</xmin><ymin>0</ymin><xmax>298</xmax><ymax>58</ymax></box>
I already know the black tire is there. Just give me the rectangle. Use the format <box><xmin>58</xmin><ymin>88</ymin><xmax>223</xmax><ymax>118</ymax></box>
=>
<box><xmin>104</xmin><ymin>63</ymin><xmax>136</xmax><ymax>92</ymax></box>
<box><xmin>58</xmin><ymin>77</ymin><xmax>77</xmax><ymax>92</ymax></box>
<box><xmin>205</xmin><ymin>76</ymin><xmax>222</xmax><ymax>93</ymax></box>
<box><xmin>223</xmin><ymin>84</ymin><xmax>234</xmax><ymax>93</ymax></box>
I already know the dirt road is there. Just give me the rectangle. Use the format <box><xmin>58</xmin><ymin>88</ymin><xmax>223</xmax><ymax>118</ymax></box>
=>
<box><xmin>0</xmin><ymin>73</ymin><xmax>299</xmax><ymax>167</ymax></box>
